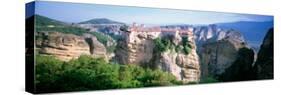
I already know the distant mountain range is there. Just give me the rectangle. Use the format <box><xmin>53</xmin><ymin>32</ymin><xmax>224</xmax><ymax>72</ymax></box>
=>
<box><xmin>29</xmin><ymin>15</ymin><xmax>273</xmax><ymax>50</ymax></box>
<box><xmin>217</xmin><ymin>21</ymin><xmax>273</xmax><ymax>48</ymax></box>
<box><xmin>32</xmin><ymin>15</ymin><xmax>91</xmax><ymax>36</ymax></box>
<box><xmin>34</xmin><ymin>15</ymin><xmax>67</xmax><ymax>26</ymax></box>
<box><xmin>79</xmin><ymin>18</ymin><xmax>124</xmax><ymax>24</ymax></box>
<box><xmin>32</xmin><ymin>15</ymin><xmax>124</xmax><ymax>25</ymax></box>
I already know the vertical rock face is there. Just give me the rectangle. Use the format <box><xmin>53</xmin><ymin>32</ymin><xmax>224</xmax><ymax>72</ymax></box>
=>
<box><xmin>36</xmin><ymin>32</ymin><xmax>107</xmax><ymax>61</ymax></box>
<box><xmin>219</xmin><ymin>47</ymin><xmax>255</xmax><ymax>81</ymax></box>
<box><xmin>194</xmin><ymin>25</ymin><xmax>223</xmax><ymax>48</ymax></box>
<box><xmin>114</xmin><ymin>31</ymin><xmax>158</xmax><ymax>65</ymax></box>
<box><xmin>199</xmin><ymin>30</ymin><xmax>247</xmax><ymax>78</ymax></box>
<box><xmin>114</xmin><ymin>26</ymin><xmax>200</xmax><ymax>83</ymax></box>
<box><xmin>84</xmin><ymin>36</ymin><xmax>108</xmax><ymax>60</ymax></box>
<box><xmin>254</xmin><ymin>28</ymin><xmax>273</xmax><ymax>79</ymax></box>
<box><xmin>154</xmin><ymin>34</ymin><xmax>200</xmax><ymax>83</ymax></box>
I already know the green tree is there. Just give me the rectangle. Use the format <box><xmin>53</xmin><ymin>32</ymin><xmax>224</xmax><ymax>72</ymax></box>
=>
<box><xmin>183</xmin><ymin>45</ymin><xmax>192</xmax><ymax>54</ymax></box>
<box><xmin>154</xmin><ymin>37</ymin><xmax>171</xmax><ymax>52</ymax></box>
<box><xmin>35</xmin><ymin>55</ymin><xmax>182</xmax><ymax>93</ymax></box>
<box><xmin>181</xmin><ymin>37</ymin><xmax>192</xmax><ymax>55</ymax></box>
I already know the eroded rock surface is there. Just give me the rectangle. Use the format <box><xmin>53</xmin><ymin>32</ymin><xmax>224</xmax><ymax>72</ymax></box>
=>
<box><xmin>114</xmin><ymin>26</ymin><xmax>200</xmax><ymax>83</ymax></box>
<box><xmin>36</xmin><ymin>32</ymin><xmax>107</xmax><ymax>61</ymax></box>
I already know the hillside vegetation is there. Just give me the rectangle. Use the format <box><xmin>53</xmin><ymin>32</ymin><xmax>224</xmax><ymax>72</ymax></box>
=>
<box><xmin>35</xmin><ymin>55</ymin><xmax>182</xmax><ymax>93</ymax></box>
<box><xmin>34</xmin><ymin>15</ymin><xmax>114</xmax><ymax>51</ymax></box>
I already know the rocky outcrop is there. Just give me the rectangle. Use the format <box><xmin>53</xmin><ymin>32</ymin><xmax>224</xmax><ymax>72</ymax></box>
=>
<box><xmin>36</xmin><ymin>32</ymin><xmax>107</xmax><ymax>61</ymax></box>
<box><xmin>114</xmin><ymin>30</ymin><xmax>158</xmax><ymax>65</ymax></box>
<box><xmin>219</xmin><ymin>47</ymin><xmax>255</xmax><ymax>81</ymax></box>
<box><xmin>254</xmin><ymin>28</ymin><xmax>274</xmax><ymax>79</ymax></box>
<box><xmin>159</xmin><ymin>25</ymin><xmax>248</xmax><ymax>80</ymax></box>
<box><xmin>193</xmin><ymin>24</ymin><xmax>245</xmax><ymax>50</ymax></box>
<box><xmin>153</xmin><ymin>35</ymin><xmax>200</xmax><ymax>83</ymax></box>
<box><xmin>84</xmin><ymin>34</ymin><xmax>108</xmax><ymax>59</ymax></box>
<box><xmin>217</xmin><ymin>28</ymin><xmax>274</xmax><ymax>81</ymax></box>
<box><xmin>199</xmin><ymin>30</ymin><xmax>247</xmax><ymax>78</ymax></box>
<box><xmin>114</xmin><ymin>26</ymin><xmax>200</xmax><ymax>83</ymax></box>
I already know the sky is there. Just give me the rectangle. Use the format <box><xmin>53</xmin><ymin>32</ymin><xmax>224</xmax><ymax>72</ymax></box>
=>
<box><xmin>33</xmin><ymin>1</ymin><xmax>273</xmax><ymax>25</ymax></box>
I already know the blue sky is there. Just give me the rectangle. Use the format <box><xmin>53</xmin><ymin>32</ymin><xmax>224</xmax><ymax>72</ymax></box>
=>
<box><xmin>34</xmin><ymin>1</ymin><xmax>273</xmax><ymax>25</ymax></box>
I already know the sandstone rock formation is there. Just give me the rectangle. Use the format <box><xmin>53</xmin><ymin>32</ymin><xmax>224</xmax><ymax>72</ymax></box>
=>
<box><xmin>153</xmin><ymin>35</ymin><xmax>200</xmax><ymax>83</ymax></box>
<box><xmin>114</xmin><ymin>31</ymin><xmax>158</xmax><ymax>65</ymax></box>
<box><xmin>114</xmin><ymin>25</ymin><xmax>200</xmax><ymax>83</ymax></box>
<box><xmin>36</xmin><ymin>32</ymin><xmax>107</xmax><ymax>61</ymax></box>
<box><xmin>199</xmin><ymin>30</ymin><xmax>247</xmax><ymax>78</ymax></box>
<box><xmin>254</xmin><ymin>28</ymin><xmax>274</xmax><ymax>79</ymax></box>
<box><xmin>84</xmin><ymin>34</ymin><xmax>108</xmax><ymax>60</ymax></box>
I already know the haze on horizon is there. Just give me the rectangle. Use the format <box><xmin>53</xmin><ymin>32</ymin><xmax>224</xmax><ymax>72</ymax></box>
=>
<box><xmin>32</xmin><ymin>1</ymin><xmax>273</xmax><ymax>25</ymax></box>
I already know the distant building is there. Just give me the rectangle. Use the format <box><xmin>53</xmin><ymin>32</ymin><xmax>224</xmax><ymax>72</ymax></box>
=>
<box><xmin>127</xmin><ymin>23</ymin><xmax>195</xmax><ymax>41</ymax></box>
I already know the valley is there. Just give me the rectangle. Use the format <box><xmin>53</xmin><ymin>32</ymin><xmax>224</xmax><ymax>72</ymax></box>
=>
<box><xmin>30</xmin><ymin>15</ymin><xmax>273</xmax><ymax>92</ymax></box>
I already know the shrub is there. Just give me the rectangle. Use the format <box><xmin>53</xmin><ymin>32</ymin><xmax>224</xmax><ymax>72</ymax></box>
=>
<box><xmin>181</xmin><ymin>37</ymin><xmax>192</xmax><ymax>55</ymax></box>
<box><xmin>200</xmin><ymin>76</ymin><xmax>219</xmax><ymax>83</ymax></box>
<box><xmin>183</xmin><ymin>45</ymin><xmax>192</xmax><ymax>55</ymax></box>
<box><xmin>35</xmin><ymin>55</ymin><xmax>181</xmax><ymax>93</ymax></box>
<box><xmin>89</xmin><ymin>32</ymin><xmax>110</xmax><ymax>46</ymax></box>
<box><xmin>154</xmin><ymin>37</ymin><xmax>171</xmax><ymax>52</ymax></box>
<box><xmin>139</xmin><ymin>69</ymin><xmax>178</xmax><ymax>86</ymax></box>
<box><xmin>175</xmin><ymin>45</ymin><xmax>181</xmax><ymax>53</ymax></box>
<box><xmin>154</xmin><ymin>38</ymin><xmax>166</xmax><ymax>52</ymax></box>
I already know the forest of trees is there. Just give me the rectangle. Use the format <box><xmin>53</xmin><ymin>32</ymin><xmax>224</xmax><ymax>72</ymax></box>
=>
<box><xmin>35</xmin><ymin>55</ymin><xmax>183</xmax><ymax>93</ymax></box>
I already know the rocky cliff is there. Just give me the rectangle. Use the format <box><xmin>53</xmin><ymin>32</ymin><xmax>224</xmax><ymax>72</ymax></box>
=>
<box><xmin>199</xmin><ymin>29</ymin><xmax>248</xmax><ymax>78</ymax></box>
<box><xmin>193</xmin><ymin>24</ymin><xmax>245</xmax><ymax>49</ymax></box>
<box><xmin>219</xmin><ymin>47</ymin><xmax>255</xmax><ymax>81</ymax></box>
<box><xmin>36</xmin><ymin>32</ymin><xmax>107</xmax><ymax>61</ymax></box>
<box><xmin>114</xmin><ymin>26</ymin><xmax>200</xmax><ymax>83</ymax></box>
<box><xmin>218</xmin><ymin>28</ymin><xmax>274</xmax><ymax>81</ymax></box>
<box><xmin>254</xmin><ymin>28</ymin><xmax>274</xmax><ymax>79</ymax></box>
<box><xmin>152</xmin><ymin>34</ymin><xmax>200</xmax><ymax>83</ymax></box>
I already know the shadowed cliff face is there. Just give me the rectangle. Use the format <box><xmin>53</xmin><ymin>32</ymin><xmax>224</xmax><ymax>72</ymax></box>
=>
<box><xmin>219</xmin><ymin>47</ymin><xmax>255</xmax><ymax>81</ymax></box>
<box><xmin>200</xmin><ymin>39</ymin><xmax>238</xmax><ymax>78</ymax></box>
<box><xmin>199</xmin><ymin>27</ymin><xmax>274</xmax><ymax>81</ymax></box>
<box><xmin>219</xmin><ymin>28</ymin><xmax>274</xmax><ymax>81</ymax></box>
<box><xmin>198</xmin><ymin>29</ymin><xmax>247</xmax><ymax>79</ymax></box>
<box><xmin>254</xmin><ymin>28</ymin><xmax>274</xmax><ymax>79</ymax></box>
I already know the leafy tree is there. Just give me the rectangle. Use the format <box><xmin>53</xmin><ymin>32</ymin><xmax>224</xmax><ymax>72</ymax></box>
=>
<box><xmin>181</xmin><ymin>37</ymin><xmax>192</xmax><ymax>55</ymax></box>
<box><xmin>35</xmin><ymin>55</ymin><xmax>181</xmax><ymax>93</ymax></box>
<box><xmin>154</xmin><ymin>37</ymin><xmax>171</xmax><ymax>52</ymax></box>
<box><xmin>154</xmin><ymin>38</ymin><xmax>165</xmax><ymax>52</ymax></box>
<box><xmin>139</xmin><ymin>69</ymin><xmax>179</xmax><ymax>86</ymax></box>
<box><xmin>183</xmin><ymin>45</ymin><xmax>192</xmax><ymax>54</ymax></box>
<box><xmin>35</xmin><ymin>55</ymin><xmax>64</xmax><ymax>92</ymax></box>
<box><xmin>89</xmin><ymin>32</ymin><xmax>109</xmax><ymax>46</ymax></box>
